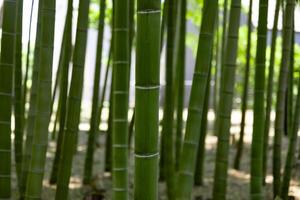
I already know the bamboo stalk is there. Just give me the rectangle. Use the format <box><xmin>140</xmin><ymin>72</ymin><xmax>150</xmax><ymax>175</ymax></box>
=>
<box><xmin>83</xmin><ymin>0</ymin><xmax>106</xmax><ymax>184</ymax></box>
<box><xmin>0</xmin><ymin>0</ymin><xmax>17</xmax><ymax>198</ymax></box>
<box><xmin>233</xmin><ymin>0</ymin><xmax>253</xmax><ymax>170</ymax></box>
<box><xmin>212</xmin><ymin>0</ymin><xmax>242</xmax><ymax>198</ymax></box>
<box><xmin>20</xmin><ymin>2</ymin><xmax>43</xmax><ymax>197</ymax></box>
<box><xmin>24</xmin><ymin>0</ymin><xmax>56</xmax><ymax>198</ymax></box>
<box><xmin>14</xmin><ymin>0</ymin><xmax>24</xmax><ymax>190</ymax></box>
<box><xmin>134</xmin><ymin>0</ymin><xmax>161</xmax><ymax>198</ymax></box>
<box><xmin>176</xmin><ymin>0</ymin><xmax>218</xmax><ymax>198</ymax></box>
<box><xmin>111</xmin><ymin>0</ymin><xmax>130</xmax><ymax>197</ymax></box>
<box><xmin>49</xmin><ymin>0</ymin><xmax>73</xmax><ymax>185</ymax></box>
<box><xmin>250</xmin><ymin>0</ymin><xmax>269</xmax><ymax>199</ymax></box>
<box><xmin>272</xmin><ymin>0</ymin><xmax>295</xmax><ymax>196</ymax></box>
<box><xmin>263</xmin><ymin>0</ymin><xmax>280</xmax><ymax>184</ymax></box>
<box><xmin>54</xmin><ymin>0</ymin><xmax>90</xmax><ymax>198</ymax></box>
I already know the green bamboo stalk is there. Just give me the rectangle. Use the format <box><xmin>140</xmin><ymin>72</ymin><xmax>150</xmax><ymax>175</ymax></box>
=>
<box><xmin>14</xmin><ymin>0</ymin><xmax>24</xmax><ymax>189</ymax></box>
<box><xmin>22</xmin><ymin>0</ymin><xmax>35</xmax><ymax>118</ymax></box>
<box><xmin>175</xmin><ymin>0</ymin><xmax>186</xmax><ymax>171</ymax></box>
<box><xmin>280</xmin><ymin>55</ymin><xmax>299</xmax><ymax>200</ymax></box>
<box><xmin>112</xmin><ymin>0</ymin><xmax>130</xmax><ymax>198</ymax></box>
<box><xmin>20</xmin><ymin>2</ymin><xmax>43</xmax><ymax>197</ymax></box>
<box><xmin>49</xmin><ymin>0</ymin><xmax>73</xmax><ymax>185</ymax></box>
<box><xmin>105</xmin><ymin>71</ymin><xmax>114</xmax><ymax>173</ymax></box>
<box><xmin>0</xmin><ymin>0</ymin><xmax>17</xmax><ymax>198</ymax></box>
<box><xmin>250</xmin><ymin>0</ymin><xmax>269</xmax><ymax>199</ymax></box>
<box><xmin>272</xmin><ymin>0</ymin><xmax>295</xmax><ymax>197</ymax></box>
<box><xmin>233</xmin><ymin>0</ymin><xmax>253</xmax><ymax>170</ymax></box>
<box><xmin>83</xmin><ymin>0</ymin><xmax>106</xmax><ymax>184</ymax></box>
<box><xmin>194</xmin><ymin>63</ymin><xmax>211</xmax><ymax>186</ymax></box>
<box><xmin>160</xmin><ymin>0</ymin><xmax>168</xmax><ymax>52</ymax></box>
<box><xmin>286</xmin><ymin>27</ymin><xmax>294</xmax><ymax>138</ymax></box>
<box><xmin>54</xmin><ymin>0</ymin><xmax>90</xmax><ymax>198</ymax></box>
<box><xmin>24</xmin><ymin>0</ymin><xmax>56</xmax><ymax>198</ymax></box>
<box><xmin>134</xmin><ymin>0</ymin><xmax>161</xmax><ymax>199</ymax></box>
<box><xmin>162</xmin><ymin>0</ymin><xmax>177</xmax><ymax>197</ymax></box>
<box><xmin>176</xmin><ymin>0</ymin><xmax>218</xmax><ymax>198</ymax></box>
<box><xmin>51</xmin><ymin>97</ymin><xmax>61</xmax><ymax>140</ymax></box>
<box><xmin>212</xmin><ymin>0</ymin><xmax>241</xmax><ymax>199</ymax></box>
<box><xmin>159</xmin><ymin>0</ymin><xmax>170</xmax><ymax>181</ymax></box>
<box><xmin>263</xmin><ymin>0</ymin><xmax>280</xmax><ymax>184</ymax></box>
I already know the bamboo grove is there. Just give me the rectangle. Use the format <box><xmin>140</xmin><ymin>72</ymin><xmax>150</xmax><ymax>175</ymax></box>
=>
<box><xmin>0</xmin><ymin>0</ymin><xmax>300</xmax><ymax>199</ymax></box>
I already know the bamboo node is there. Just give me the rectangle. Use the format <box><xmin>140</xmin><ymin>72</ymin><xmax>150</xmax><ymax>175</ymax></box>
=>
<box><xmin>112</xmin><ymin>188</ymin><xmax>127</xmax><ymax>192</ymax></box>
<box><xmin>135</xmin><ymin>85</ymin><xmax>160</xmax><ymax>90</ymax></box>
<box><xmin>113</xmin><ymin>167</ymin><xmax>128</xmax><ymax>171</ymax></box>
<box><xmin>0</xmin><ymin>92</ymin><xmax>12</xmax><ymax>97</ymax></box>
<box><xmin>137</xmin><ymin>10</ymin><xmax>161</xmax><ymax>14</ymax></box>
<box><xmin>113</xmin><ymin>144</ymin><xmax>128</xmax><ymax>148</ymax></box>
<box><xmin>134</xmin><ymin>152</ymin><xmax>159</xmax><ymax>158</ymax></box>
<box><xmin>0</xmin><ymin>149</ymin><xmax>11</xmax><ymax>153</ymax></box>
<box><xmin>0</xmin><ymin>120</ymin><xmax>11</xmax><ymax>125</ymax></box>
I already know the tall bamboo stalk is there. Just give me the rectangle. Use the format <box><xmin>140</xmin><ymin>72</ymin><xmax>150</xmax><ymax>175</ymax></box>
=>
<box><xmin>49</xmin><ymin>0</ymin><xmax>73</xmax><ymax>185</ymax></box>
<box><xmin>162</xmin><ymin>0</ymin><xmax>177</xmax><ymax>197</ymax></box>
<box><xmin>14</xmin><ymin>0</ymin><xmax>24</xmax><ymax>189</ymax></box>
<box><xmin>250</xmin><ymin>0</ymin><xmax>268</xmax><ymax>199</ymax></box>
<box><xmin>281</xmin><ymin>63</ymin><xmax>300</xmax><ymax>200</ymax></box>
<box><xmin>83</xmin><ymin>0</ymin><xmax>106</xmax><ymax>184</ymax></box>
<box><xmin>54</xmin><ymin>0</ymin><xmax>90</xmax><ymax>198</ymax></box>
<box><xmin>272</xmin><ymin>0</ymin><xmax>295</xmax><ymax>196</ymax></box>
<box><xmin>176</xmin><ymin>0</ymin><xmax>218</xmax><ymax>198</ymax></box>
<box><xmin>233</xmin><ymin>0</ymin><xmax>253</xmax><ymax>170</ymax></box>
<box><xmin>0</xmin><ymin>0</ymin><xmax>17</xmax><ymax>198</ymax></box>
<box><xmin>24</xmin><ymin>0</ymin><xmax>56</xmax><ymax>198</ymax></box>
<box><xmin>175</xmin><ymin>0</ymin><xmax>186</xmax><ymax>170</ymax></box>
<box><xmin>263</xmin><ymin>0</ymin><xmax>280</xmax><ymax>184</ymax></box>
<box><xmin>194</xmin><ymin>63</ymin><xmax>212</xmax><ymax>186</ymax></box>
<box><xmin>112</xmin><ymin>0</ymin><xmax>130</xmax><ymax>198</ymax></box>
<box><xmin>212</xmin><ymin>0</ymin><xmax>241</xmax><ymax>198</ymax></box>
<box><xmin>20</xmin><ymin>2</ymin><xmax>43</xmax><ymax>197</ymax></box>
<box><xmin>134</xmin><ymin>1</ymin><xmax>161</xmax><ymax>199</ymax></box>
<box><xmin>22</xmin><ymin>0</ymin><xmax>35</xmax><ymax>117</ymax></box>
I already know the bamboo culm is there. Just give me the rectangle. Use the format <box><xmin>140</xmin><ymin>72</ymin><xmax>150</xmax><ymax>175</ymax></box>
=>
<box><xmin>272</xmin><ymin>0</ymin><xmax>295</xmax><ymax>196</ymax></box>
<box><xmin>49</xmin><ymin>0</ymin><xmax>73</xmax><ymax>185</ymax></box>
<box><xmin>134</xmin><ymin>0</ymin><xmax>161</xmax><ymax>199</ymax></box>
<box><xmin>176</xmin><ymin>0</ymin><xmax>218</xmax><ymax>198</ymax></box>
<box><xmin>20</xmin><ymin>2</ymin><xmax>43</xmax><ymax>196</ymax></box>
<box><xmin>55</xmin><ymin>0</ymin><xmax>90</xmax><ymax>198</ymax></box>
<box><xmin>263</xmin><ymin>0</ymin><xmax>280</xmax><ymax>184</ymax></box>
<box><xmin>24</xmin><ymin>0</ymin><xmax>56</xmax><ymax>198</ymax></box>
<box><xmin>250</xmin><ymin>0</ymin><xmax>269</xmax><ymax>199</ymax></box>
<box><xmin>212</xmin><ymin>0</ymin><xmax>242</xmax><ymax>198</ymax></box>
<box><xmin>0</xmin><ymin>0</ymin><xmax>17</xmax><ymax>198</ymax></box>
<box><xmin>83</xmin><ymin>0</ymin><xmax>106</xmax><ymax>184</ymax></box>
<box><xmin>14</xmin><ymin>0</ymin><xmax>24</xmax><ymax>190</ymax></box>
<box><xmin>233</xmin><ymin>0</ymin><xmax>253</xmax><ymax>170</ymax></box>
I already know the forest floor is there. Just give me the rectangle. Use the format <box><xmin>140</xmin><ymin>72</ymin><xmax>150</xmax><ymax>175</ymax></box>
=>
<box><xmin>11</xmin><ymin>110</ymin><xmax>300</xmax><ymax>199</ymax></box>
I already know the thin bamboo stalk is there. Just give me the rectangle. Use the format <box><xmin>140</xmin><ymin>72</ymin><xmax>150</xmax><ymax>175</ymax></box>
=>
<box><xmin>212</xmin><ymin>0</ymin><xmax>242</xmax><ymax>198</ymax></box>
<box><xmin>272</xmin><ymin>0</ymin><xmax>295</xmax><ymax>196</ymax></box>
<box><xmin>176</xmin><ymin>0</ymin><xmax>218</xmax><ymax>198</ymax></box>
<box><xmin>263</xmin><ymin>0</ymin><xmax>280</xmax><ymax>184</ymax></box>
<box><xmin>83</xmin><ymin>0</ymin><xmax>106</xmax><ymax>184</ymax></box>
<box><xmin>54</xmin><ymin>0</ymin><xmax>90</xmax><ymax>198</ymax></box>
<box><xmin>233</xmin><ymin>0</ymin><xmax>253</xmax><ymax>170</ymax></box>
<box><xmin>250</xmin><ymin>0</ymin><xmax>269</xmax><ymax>199</ymax></box>
<box><xmin>49</xmin><ymin>0</ymin><xmax>73</xmax><ymax>185</ymax></box>
<box><xmin>14</xmin><ymin>0</ymin><xmax>24</xmax><ymax>189</ymax></box>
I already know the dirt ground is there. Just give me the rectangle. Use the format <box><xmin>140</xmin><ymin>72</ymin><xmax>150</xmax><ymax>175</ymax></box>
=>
<box><xmin>11</xmin><ymin>110</ymin><xmax>300</xmax><ymax>199</ymax></box>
